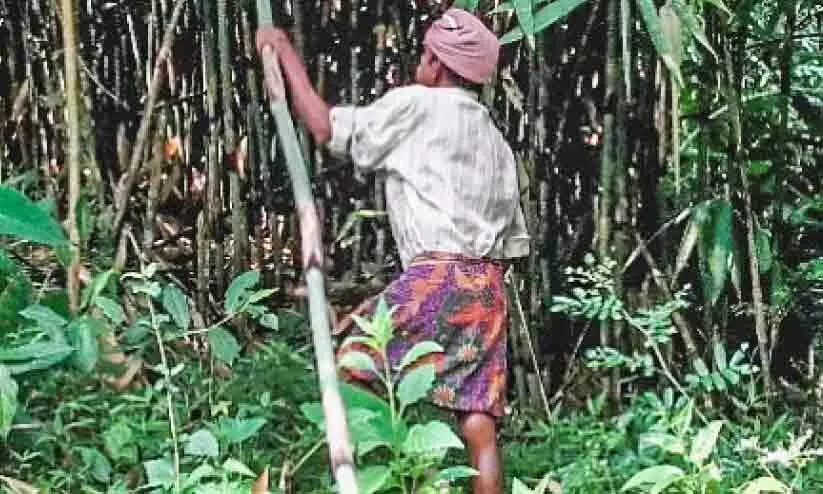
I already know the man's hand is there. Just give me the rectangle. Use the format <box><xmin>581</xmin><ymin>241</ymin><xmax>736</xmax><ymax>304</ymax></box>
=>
<box><xmin>255</xmin><ymin>24</ymin><xmax>290</xmax><ymax>58</ymax></box>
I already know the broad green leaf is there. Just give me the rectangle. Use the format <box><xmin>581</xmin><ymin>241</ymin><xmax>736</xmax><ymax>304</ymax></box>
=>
<box><xmin>222</xmin><ymin>458</ymin><xmax>256</xmax><ymax>477</ymax></box>
<box><xmin>94</xmin><ymin>296</ymin><xmax>126</xmax><ymax>325</ymax></box>
<box><xmin>372</xmin><ymin>297</ymin><xmax>395</xmax><ymax>347</ymax></box>
<box><xmin>704</xmin><ymin>0</ymin><xmax>732</xmax><ymax>16</ymax></box>
<box><xmin>19</xmin><ymin>304</ymin><xmax>67</xmax><ymax>339</ymax></box>
<box><xmin>0</xmin><ymin>365</ymin><xmax>17</xmax><ymax>439</ymax></box>
<box><xmin>144</xmin><ymin>457</ymin><xmax>175</xmax><ymax>488</ymax></box>
<box><xmin>0</xmin><ymin>185</ymin><xmax>68</xmax><ymax>247</ymax></box>
<box><xmin>513</xmin><ymin>0</ymin><xmax>536</xmax><ymax>48</ymax></box>
<box><xmin>756</xmin><ymin>227</ymin><xmax>773</xmax><ymax>273</ymax></box>
<box><xmin>338</xmin><ymin>351</ymin><xmax>379</xmax><ymax>376</ymax></box>
<box><xmin>689</xmin><ymin>420</ymin><xmax>724</xmax><ymax>465</ymax></box>
<box><xmin>437</xmin><ymin>466</ymin><xmax>479</xmax><ymax>482</ymax></box>
<box><xmin>452</xmin><ymin>0</ymin><xmax>481</xmax><ymax>11</ymax></box>
<box><xmin>501</xmin><ymin>0</ymin><xmax>588</xmax><ymax>44</ymax></box>
<box><xmin>104</xmin><ymin>422</ymin><xmax>138</xmax><ymax>464</ymax></box>
<box><xmin>77</xmin><ymin>447</ymin><xmax>113</xmax><ymax>483</ymax></box>
<box><xmin>711</xmin><ymin>372</ymin><xmax>727</xmax><ymax>391</ymax></box>
<box><xmin>398</xmin><ymin>341</ymin><xmax>444</xmax><ymax>371</ymax></box>
<box><xmin>185</xmin><ymin>428</ymin><xmax>220</xmax><ymax>458</ymax></box>
<box><xmin>635</xmin><ymin>0</ymin><xmax>684</xmax><ymax>86</ymax></box>
<box><xmin>358</xmin><ymin>466</ymin><xmax>391</xmax><ymax>494</ymax></box>
<box><xmin>182</xmin><ymin>464</ymin><xmax>218</xmax><ymax>489</ymax></box>
<box><xmin>743</xmin><ymin>477</ymin><xmax>789</xmax><ymax>494</ymax></box>
<box><xmin>162</xmin><ymin>284</ymin><xmax>190</xmax><ymax>331</ymax></box>
<box><xmin>215</xmin><ymin>417</ymin><xmax>266</xmax><ymax>444</ymax></box>
<box><xmin>224</xmin><ymin>270</ymin><xmax>260</xmax><ymax>314</ymax></box>
<box><xmin>402</xmin><ymin>420</ymin><xmax>464</xmax><ymax>456</ymax></box>
<box><xmin>671</xmin><ymin>0</ymin><xmax>718</xmax><ymax>60</ymax></box>
<box><xmin>300</xmin><ymin>402</ymin><xmax>325</xmax><ymax>428</ymax></box>
<box><xmin>397</xmin><ymin>364</ymin><xmax>436</xmax><ymax>409</ymax></box>
<box><xmin>208</xmin><ymin>327</ymin><xmax>241</xmax><ymax>365</ymax></box>
<box><xmin>67</xmin><ymin>317</ymin><xmax>101</xmax><ymax>373</ymax></box>
<box><xmin>708</xmin><ymin>201</ymin><xmax>733</xmax><ymax>304</ymax></box>
<box><xmin>639</xmin><ymin>432</ymin><xmax>686</xmax><ymax>456</ymax></box>
<box><xmin>0</xmin><ymin>341</ymin><xmax>73</xmax><ymax>363</ymax></box>
<box><xmin>620</xmin><ymin>465</ymin><xmax>685</xmax><ymax>492</ymax></box>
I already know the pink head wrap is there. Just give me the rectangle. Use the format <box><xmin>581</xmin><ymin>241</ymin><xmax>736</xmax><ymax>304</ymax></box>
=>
<box><xmin>422</xmin><ymin>8</ymin><xmax>500</xmax><ymax>85</ymax></box>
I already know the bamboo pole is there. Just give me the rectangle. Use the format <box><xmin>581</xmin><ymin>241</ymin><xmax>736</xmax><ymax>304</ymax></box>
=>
<box><xmin>112</xmin><ymin>0</ymin><xmax>186</xmax><ymax>234</ymax></box>
<box><xmin>255</xmin><ymin>2</ymin><xmax>358</xmax><ymax>492</ymax></box>
<box><xmin>60</xmin><ymin>0</ymin><xmax>81</xmax><ymax>312</ymax></box>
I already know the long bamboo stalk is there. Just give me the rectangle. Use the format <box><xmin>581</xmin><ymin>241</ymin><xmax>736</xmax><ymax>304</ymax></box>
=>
<box><xmin>112</xmin><ymin>0</ymin><xmax>186</xmax><ymax>233</ymax></box>
<box><xmin>60</xmin><ymin>0</ymin><xmax>81</xmax><ymax>312</ymax></box>
<box><xmin>255</xmin><ymin>2</ymin><xmax>358</xmax><ymax>492</ymax></box>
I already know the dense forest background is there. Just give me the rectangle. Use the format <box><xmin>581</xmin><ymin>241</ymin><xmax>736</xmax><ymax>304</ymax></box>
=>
<box><xmin>1</xmin><ymin>0</ymin><xmax>823</xmax><ymax>492</ymax></box>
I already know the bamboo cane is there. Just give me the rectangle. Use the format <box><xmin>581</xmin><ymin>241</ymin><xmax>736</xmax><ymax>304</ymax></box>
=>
<box><xmin>254</xmin><ymin>2</ymin><xmax>358</xmax><ymax>492</ymax></box>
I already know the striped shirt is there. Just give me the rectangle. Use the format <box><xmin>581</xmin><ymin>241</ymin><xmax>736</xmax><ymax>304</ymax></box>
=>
<box><xmin>327</xmin><ymin>84</ymin><xmax>530</xmax><ymax>269</ymax></box>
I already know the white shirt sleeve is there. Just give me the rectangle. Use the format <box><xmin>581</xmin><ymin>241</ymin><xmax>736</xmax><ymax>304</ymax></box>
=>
<box><xmin>326</xmin><ymin>87</ymin><xmax>424</xmax><ymax>172</ymax></box>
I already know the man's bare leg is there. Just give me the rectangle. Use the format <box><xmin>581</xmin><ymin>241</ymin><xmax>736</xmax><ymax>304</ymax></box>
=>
<box><xmin>459</xmin><ymin>412</ymin><xmax>503</xmax><ymax>494</ymax></box>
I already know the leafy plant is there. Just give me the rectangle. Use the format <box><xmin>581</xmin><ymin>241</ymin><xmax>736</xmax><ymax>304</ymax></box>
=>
<box><xmin>301</xmin><ymin>297</ymin><xmax>476</xmax><ymax>493</ymax></box>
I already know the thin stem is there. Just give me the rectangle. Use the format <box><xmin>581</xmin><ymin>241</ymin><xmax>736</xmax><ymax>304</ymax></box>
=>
<box><xmin>149</xmin><ymin>298</ymin><xmax>181</xmax><ymax>492</ymax></box>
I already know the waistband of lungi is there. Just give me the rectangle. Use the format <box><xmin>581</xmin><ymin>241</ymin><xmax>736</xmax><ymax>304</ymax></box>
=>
<box><xmin>410</xmin><ymin>251</ymin><xmax>507</xmax><ymax>268</ymax></box>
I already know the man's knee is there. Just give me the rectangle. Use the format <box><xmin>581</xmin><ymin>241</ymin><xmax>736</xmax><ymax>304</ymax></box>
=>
<box><xmin>459</xmin><ymin>412</ymin><xmax>497</xmax><ymax>445</ymax></box>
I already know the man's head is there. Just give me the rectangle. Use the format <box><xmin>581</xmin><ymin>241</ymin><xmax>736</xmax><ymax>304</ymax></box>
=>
<box><xmin>414</xmin><ymin>8</ymin><xmax>500</xmax><ymax>88</ymax></box>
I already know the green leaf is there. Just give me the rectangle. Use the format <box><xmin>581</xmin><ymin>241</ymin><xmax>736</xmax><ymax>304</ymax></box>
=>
<box><xmin>19</xmin><ymin>304</ymin><xmax>67</xmax><ymax>340</ymax></box>
<box><xmin>222</xmin><ymin>458</ymin><xmax>256</xmax><ymax>477</ymax></box>
<box><xmin>0</xmin><ymin>254</ymin><xmax>33</xmax><ymax>333</ymax></box>
<box><xmin>0</xmin><ymin>185</ymin><xmax>69</xmax><ymax>247</ymax></box>
<box><xmin>512</xmin><ymin>0</ymin><xmax>536</xmax><ymax>48</ymax></box>
<box><xmin>0</xmin><ymin>365</ymin><xmax>18</xmax><ymax>439</ymax></box>
<box><xmin>639</xmin><ymin>432</ymin><xmax>687</xmax><ymax>456</ymax></box>
<box><xmin>247</xmin><ymin>288</ymin><xmax>277</xmax><ymax>305</ymax></box>
<box><xmin>452</xmin><ymin>0</ymin><xmax>481</xmax><ymax>11</ymax></box>
<box><xmin>0</xmin><ymin>341</ymin><xmax>73</xmax><ymax>364</ymax></box>
<box><xmin>76</xmin><ymin>195</ymin><xmax>92</xmax><ymax>244</ymax></box>
<box><xmin>398</xmin><ymin>341</ymin><xmax>444</xmax><ymax>371</ymax></box>
<box><xmin>402</xmin><ymin>420</ymin><xmax>464</xmax><ymax>456</ymax></box>
<box><xmin>707</xmin><ymin>201</ymin><xmax>733</xmax><ymax>304</ymax></box>
<box><xmin>635</xmin><ymin>0</ymin><xmax>684</xmax><ymax>86</ymax></box>
<box><xmin>756</xmin><ymin>227</ymin><xmax>773</xmax><ymax>273</ymax></box>
<box><xmin>620</xmin><ymin>465</ymin><xmax>685</xmax><ymax>492</ymax></box>
<box><xmin>104</xmin><ymin>422</ymin><xmax>138</xmax><ymax>464</ymax></box>
<box><xmin>338</xmin><ymin>351</ymin><xmax>379</xmax><ymax>376</ymax></box>
<box><xmin>689</xmin><ymin>420</ymin><xmax>724</xmax><ymax>465</ymax></box>
<box><xmin>501</xmin><ymin>0</ymin><xmax>588</xmax><ymax>44</ymax></box>
<box><xmin>77</xmin><ymin>447</ymin><xmax>113</xmax><ymax>484</ymax></box>
<box><xmin>224</xmin><ymin>270</ymin><xmax>260</xmax><ymax>314</ymax></box>
<box><xmin>513</xmin><ymin>478</ymin><xmax>532</xmax><ymax>494</ymax></box>
<box><xmin>162</xmin><ymin>284</ymin><xmax>190</xmax><ymax>331</ymax></box>
<box><xmin>182</xmin><ymin>464</ymin><xmax>218</xmax><ymax>489</ymax></box>
<box><xmin>66</xmin><ymin>317</ymin><xmax>101</xmax><ymax>373</ymax></box>
<box><xmin>397</xmin><ymin>364</ymin><xmax>436</xmax><ymax>409</ymax></box>
<box><xmin>743</xmin><ymin>477</ymin><xmax>790</xmax><ymax>494</ymax></box>
<box><xmin>437</xmin><ymin>466</ymin><xmax>479</xmax><ymax>482</ymax></box>
<box><xmin>144</xmin><ymin>457</ymin><xmax>175</xmax><ymax>488</ymax></box>
<box><xmin>259</xmin><ymin>313</ymin><xmax>279</xmax><ymax>329</ymax></box>
<box><xmin>713</xmin><ymin>342</ymin><xmax>727</xmax><ymax>371</ymax></box>
<box><xmin>671</xmin><ymin>0</ymin><xmax>718</xmax><ymax>60</ymax></box>
<box><xmin>215</xmin><ymin>417</ymin><xmax>266</xmax><ymax>444</ymax></box>
<box><xmin>693</xmin><ymin>357</ymin><xmax>710</xmax><ymax>377</ymax></box>
<box><xmin>82</xmin><ymin>270</ymin><xmax>115</xmax><ymax>309</ymax></box>
<box><xmin>185</xmin><ymin>428</ymin><xmax>220</xmax><ymax>458</ymax></box>
<box><xmin>94</xmin><ymin>296</ymin><xmax>126</xmax><ymax>325</ymax></box>
<box><xmin>358</xmin><ymin>466</ymin><xmax>391</xmax><ymax>494</ymax></box>
<box><xmin>208</xmin><ymin>327</ymin><xmax>241</xmax><ymax>365</ymax></box>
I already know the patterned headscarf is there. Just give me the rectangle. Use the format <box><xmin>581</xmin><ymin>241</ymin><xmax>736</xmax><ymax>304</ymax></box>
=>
<box><xmin>422</xmin><ymin>8</ymin><xmax>500</xmax><ymax>84</ymax></box>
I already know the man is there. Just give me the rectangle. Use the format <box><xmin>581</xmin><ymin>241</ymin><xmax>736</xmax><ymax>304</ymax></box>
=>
<box><xmin>257</xmin><ymin>8</ymin><xmax>529</xmax><ymax>493</ymax></box>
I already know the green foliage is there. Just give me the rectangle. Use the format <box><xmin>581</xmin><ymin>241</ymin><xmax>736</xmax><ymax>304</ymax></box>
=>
<box><xmin>0</xmin><ymin>185</ymin><xmax>68</xmax><ymax>248</ymax></box>
<box><xmin>304</xmin><ymin>296</ymin><xmax>469</xmax><ymax>493</ymax></box>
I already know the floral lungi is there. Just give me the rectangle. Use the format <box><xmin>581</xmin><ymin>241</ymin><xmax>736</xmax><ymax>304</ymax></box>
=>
<box><xmin>334</xmin><ymin>252</ymin><xmax>509</xmax><ymax>418</ymax></box>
